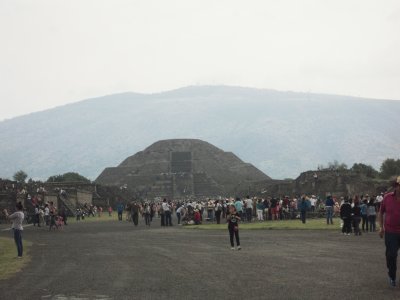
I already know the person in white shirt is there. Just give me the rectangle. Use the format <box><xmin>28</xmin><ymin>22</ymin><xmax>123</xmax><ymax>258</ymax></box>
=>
<box><xmin>3</xmin><ymin>202</ymin><xmax>25</xmax><ymax>258</ymax></box>
<box><xmin>245</xmin><ymin>196</ymin><xmax>253</xmax><ymax>222</ymax></box>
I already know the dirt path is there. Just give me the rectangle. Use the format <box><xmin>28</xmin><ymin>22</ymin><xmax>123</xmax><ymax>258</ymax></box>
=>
<box><xmin>0</xmin><ymin>218</ymin><xmax>399</xmax><ymax>299</ymax></box>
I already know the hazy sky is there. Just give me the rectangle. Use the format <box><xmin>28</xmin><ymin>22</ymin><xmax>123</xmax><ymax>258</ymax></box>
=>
<box><xmin>1</xmin><ymin>0</ymin><xmax>399</xmax><ymax>120</ymax></box>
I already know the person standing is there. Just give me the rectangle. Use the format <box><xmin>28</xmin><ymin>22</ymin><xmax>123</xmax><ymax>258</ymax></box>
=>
<box><xmin>176</xmin><ymin>204</ymin><xmax>183</xmax><ymax>225</ymax></box>
<box><xmin>360</xmin><ymin>199</ymin><xmax>369</xmax><ymax>232</ymax></box>
<box><xmin>367</xmin><ymin>198</ymin><xmax>377</xmax><ymax>232</ymax></box>
<box><xmin>162</xmin><ymin>199</ymin><xmax>172</xmax><ymax>226</ymax></box>
<box><xmin>227</xmin><ymin>205</ymin><xmax>241</xmax><ymax>250</ymax></box>
<box><xmin>256</xmin><ymin>199</ymin><xmax>265</xmax><ymax>221</ymax></box>
<box><xmin>44</xmin><ymin>204</ymin><xmax>50</xmax><ymax>226</ymax></box>
<box><xmin>379</xmin><ymin>176</ymin><xmax>400</xmax><ymax>287</ymax></box>
<box><xmin>33</xmin><ymin>204</ymin><xmax>41</xmax><ymax>227</ymax></box>
<box><xmin>245</xmin><ymin>196</ymin><xmax>253</xmax><ymax>222</ymax></box>
<box><xmin>340</xmin><ymin>199</ymin><xmax>352</xmax><ymax>235</ymax></box>
<box><xmin>116</xmin><ymin>201</ymin><xmax>124</xmax><ymax>221</ymax></box>
<box><xmin>214</xmin><ymin>200</ymin><xmax>222</xmax><ymax>224</ymax></box>
<box><xmin>299</xmin><ymin>196</ymin><xmax>309</xmax><ymax>224</ymax></box>
<box><xmin>234</xmin><ymin>198</ymin><xmax>243</xmax><ymax>220</ymax></box>
<box><xmin>325</xmin><ymin>196</ymin><xmax>334</xmax><ymax>225</ymax></box>
<box><xmin>352</xmin><ymin>201</ymin><xmax>362</xmax><ymax>236</ymax></box>
<box><xmin>3</xmin><ymin>202</ymin><xmax>25</xmax><ymax>258</ymax></box>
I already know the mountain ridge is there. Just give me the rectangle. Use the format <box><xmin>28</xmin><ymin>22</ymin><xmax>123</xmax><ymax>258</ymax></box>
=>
<box><xmin>1</xmin><ymin>85</ymin><xmax>399</xmax><ymax>180</ymax></box>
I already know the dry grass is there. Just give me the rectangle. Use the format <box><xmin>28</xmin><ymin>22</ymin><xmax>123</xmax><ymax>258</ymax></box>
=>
<box><xmin>0</xmin><ymin>237</ymin><xmax>32</xmax><ymax>280</ymax></box>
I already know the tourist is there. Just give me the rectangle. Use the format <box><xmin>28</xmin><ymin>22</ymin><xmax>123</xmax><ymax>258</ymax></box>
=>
<box><xmin>325</xmin><ymin>196</ymin><xmax>334</xmax><ymax>225</ymax></box>
<box><xmin>131</xmin><ymin>202</ymin><xmax>140</xmax><ymax>226</ymax></box>
<box><xmin>227</xmin><ymin>204</ymin><xmax>241</xmax><ymax>250</ymax></box>
<box><xmin>360</xmin><ymin>199</ymin><xmax>369</xmax><ymax>232</ymax></box>
<box><xmin>340</xmin><ymin>199</ymin><xmax>352</xmax><ymax>235</ymax></box>
<box><xmin>234</xmin><ymin>198</ymin><xmax>243</xmax><ymax>220</ymax></box>
<box><xmin>379</xmin><ymin>176</ymin><xmax>400</xmax><ymax>287</ymax></box>
<box><xmin>245</xmin><ymin>195</ymin><xmax>253</xmax><ymax>222</ymax></box>
<box><xmin>116</xmin><ymin>201</ymin><xmax>124</xmax><ymax>221</ymax></box>
<box><xmin>256</xmin><ymin>199</ymin><xmax>264</xmax><ymax>221</ymax></box>
<box><xmin>176</xmin><ymin>204</ymin><xmax>184</xmax><ymax>225</ymax></box>
<box><xmin>367</xmin><ymin>198</ymin><xmax>377</xmax><ymax>232</ymax></box>
<box><xmin>33</xmin><ymin>204</ymin><xmax>41</xmax><ymax>227</ymax></box>
<box><xmin>352</xmin><ymin>200</ymin><xmax>361</xmax><ymax>236</ymax></box>
<box><xmin>144</xmin><ymin>203</ymin><xmax>151</xmax><ymax>226</ymax></box>
<box><xmin>162</xmin><ymin>199</ymin><xmax>172</xmax><ymax>226</ymax></box>
<box><xmin>214</xmin><ymin>200</ymin><xmax>222</xmax><ymax>224</ymax></box>
<box><xmin>270</xmin><ymin>198</ymin><xmax>278</xmax><ymax>220</ymax></box>
<box><xmin>194</xmin><ymin>209</ymin><xmax>201</xmax><ymax>225</ymax></box>
<box><xmin>44</xmin><ymin>203</ymin><xmax>50</xmax><ymax>226</ymax></box>
<box><xmin>60</xmin><ymin>207</ymin><xmax>68</xmax><ymax>226</ymax></box>
<box><xmin>3</xmin><ymin>202</ymin><xmax>25</xmax><ymax>258</ymax></box>
<box><xmin>299</xmin><ymin>196</ymin><xmax>309</xmax><ymax>224</ymax></box>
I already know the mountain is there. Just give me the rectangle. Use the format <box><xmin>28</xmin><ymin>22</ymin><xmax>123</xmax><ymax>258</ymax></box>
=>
<box><xmin>0</xmin><ymin>85</ymin><xmax>399</xmax><ymax>180</ymax></box>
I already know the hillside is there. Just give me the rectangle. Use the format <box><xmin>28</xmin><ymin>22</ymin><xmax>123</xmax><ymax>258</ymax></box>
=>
<box><xmin>0</xmin><ymin>85</ymin><xmax>399</xmax><ymax>180</ymax></box>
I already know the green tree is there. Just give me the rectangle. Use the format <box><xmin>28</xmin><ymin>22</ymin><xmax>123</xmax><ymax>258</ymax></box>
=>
<box><xmin>47</xmin><ymin>172</ymin><xmax>90</xmax><ymax>183</ymax></box>
<box><xmin>13</xmin><ymin>170</ymin><xmax>28</xmax><ymax>183</ymax></box>
<box><xmin>328</xmin><ymin>160</ymin><xmax>348</xmax><ymax>171</ymax></box>
<box><xmin>351</xmin><ymin>163</ymin><xmax>379</xmax><ymax>178</ymax></box>
<box><xmin>380</xmin><ymin>158</ymin><xmax>400</xmax><ymax>179</ymax></box>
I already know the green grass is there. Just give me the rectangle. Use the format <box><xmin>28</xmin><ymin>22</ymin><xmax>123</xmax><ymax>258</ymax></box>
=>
<box><xmin>68</xmin><ymin>212</ymin><xmax>127</xmax><ymax>224</ymax></box>
<box><xmin>0</xmin><ymin>237</ymin><xmax>32</xmax><ymax>280</ymax></box>
<box><xmin>183</xmin><ymin>219</ymin><xmax>340</xmax><ymax>230</ymax></box>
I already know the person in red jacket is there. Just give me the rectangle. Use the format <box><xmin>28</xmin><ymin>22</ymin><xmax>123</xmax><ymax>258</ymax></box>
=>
<box><xmin>379</xmin><ymin>176</ymin><xmax>400</xmax><ymax>287</ymax></box>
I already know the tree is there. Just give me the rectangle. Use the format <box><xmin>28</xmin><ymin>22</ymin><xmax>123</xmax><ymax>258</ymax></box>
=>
<box><xmin>47</xmin><ymin>172</ymin><xmax>91</xmax><ymax>183</ymax></box>
<box><xmin>13</xmin><ymin>170</ymin><xmax>28</xmax><ymax>183</ymax></box>
<box><xmin>327</xmin><ymin>160</ymin><xmax>348</xmax><ymax>171</ymax></box>
<box><xmin>350</xmin><ymin>163</ymin><xmax>379</xmax><ymax>178</ymax></box>
<box><xmin>380</xmin><ymin>158</ymin><xmax>400</xmax><ymax>179</ymax></box>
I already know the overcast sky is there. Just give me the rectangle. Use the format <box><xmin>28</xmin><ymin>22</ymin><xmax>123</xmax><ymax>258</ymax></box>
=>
<box><xmin>1</xmin><ymin>0</ymin><xmax>399</xmax><ymax>121</ymax></box>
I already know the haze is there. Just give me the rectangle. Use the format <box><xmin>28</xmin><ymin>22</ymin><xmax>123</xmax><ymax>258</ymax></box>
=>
<box><xmin>1</xmin><ymin>0</ymin><xmax>399</xmax><ymax>121</ymax></box>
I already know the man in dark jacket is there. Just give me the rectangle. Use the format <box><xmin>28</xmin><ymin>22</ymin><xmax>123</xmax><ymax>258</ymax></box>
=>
<box><xmin>340</xmin><ymin>199</ymin><xmax>352</xmax><ymax>235</ymax></box>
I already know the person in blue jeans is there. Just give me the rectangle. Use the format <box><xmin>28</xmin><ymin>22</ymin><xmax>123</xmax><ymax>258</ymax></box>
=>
<box><xmin>116</xmin><ymin>202</ymin><xmax>124</xmax><ymax>221</ymax></box>
<box><xmin>3</xmin><ymin>202</ymin><xmax>25</xmax><ymax>258</ymax></box>
<box><xmin>325</xmin><ymin>196</ymin><xmax>334</xmax><ymax>225</ymax></box>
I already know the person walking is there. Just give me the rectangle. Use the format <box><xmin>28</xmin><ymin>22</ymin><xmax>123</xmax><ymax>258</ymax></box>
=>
<box><xmin>143</xmin><ymin>203</ymin><xmax>151</xmax><ymax>226</ymax></box>
<box><xmin>131</xmin><ymin>202</ymin><xmax>140</xmax><ymax>226</ymax></box>
<box><xmin>227</xmin><ymin>204</ymin><xmax>241</xmax><ymax>250</ymax></box>
<box><xmin>379</xmin><ymin>176</ymin><xmax>400</xmax><ymax>287</ymax></box>
<box><xmin>3</xmin><ymin>202</ymin><xmax>25</xmax><ymax>258</ymax></box>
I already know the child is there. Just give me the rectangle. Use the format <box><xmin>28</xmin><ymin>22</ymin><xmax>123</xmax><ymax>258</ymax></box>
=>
<box><xmin>227</xmin><ymin>204</ymin><xmax>241</xmax><ymax>250</ymax></box>
<box><xmin>49</xmin><ymin>211</ymin><xmax>57</xmax><ymax>231</ymax></box>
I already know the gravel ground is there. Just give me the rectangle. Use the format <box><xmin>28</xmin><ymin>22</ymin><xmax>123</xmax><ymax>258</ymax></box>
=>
<box><xmin>0</xmin><ymin>217</ymin><xmax>399</xmax><ymax>300</ymax></box>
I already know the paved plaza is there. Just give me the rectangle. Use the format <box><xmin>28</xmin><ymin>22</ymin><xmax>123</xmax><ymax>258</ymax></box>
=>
<box><xmin>0</xmin><ymin>218</ymin><xmax>399</xmax><ymax>300</ymax></box>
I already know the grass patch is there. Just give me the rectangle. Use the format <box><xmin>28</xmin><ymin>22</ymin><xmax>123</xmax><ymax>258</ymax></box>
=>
<box><xmin>0</xmin><ymin>237</ymin><xmax>32</xmax><ymax>280</ymax></box>
<box><xmin>183</xmin><ymin>219</ymin><xmax>340</xmax><ymax>230</ymax></box>
<box><xmin>68</xmin><ymin>212</ymin><xmax>128</xmax><ymax>224</ymax></box>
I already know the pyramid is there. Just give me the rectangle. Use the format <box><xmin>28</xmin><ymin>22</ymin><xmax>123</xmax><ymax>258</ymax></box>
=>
<box><xmin>95</xmin><ymin>139</ymin><xmax>270</xmax><ymax>198</ymax></box>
